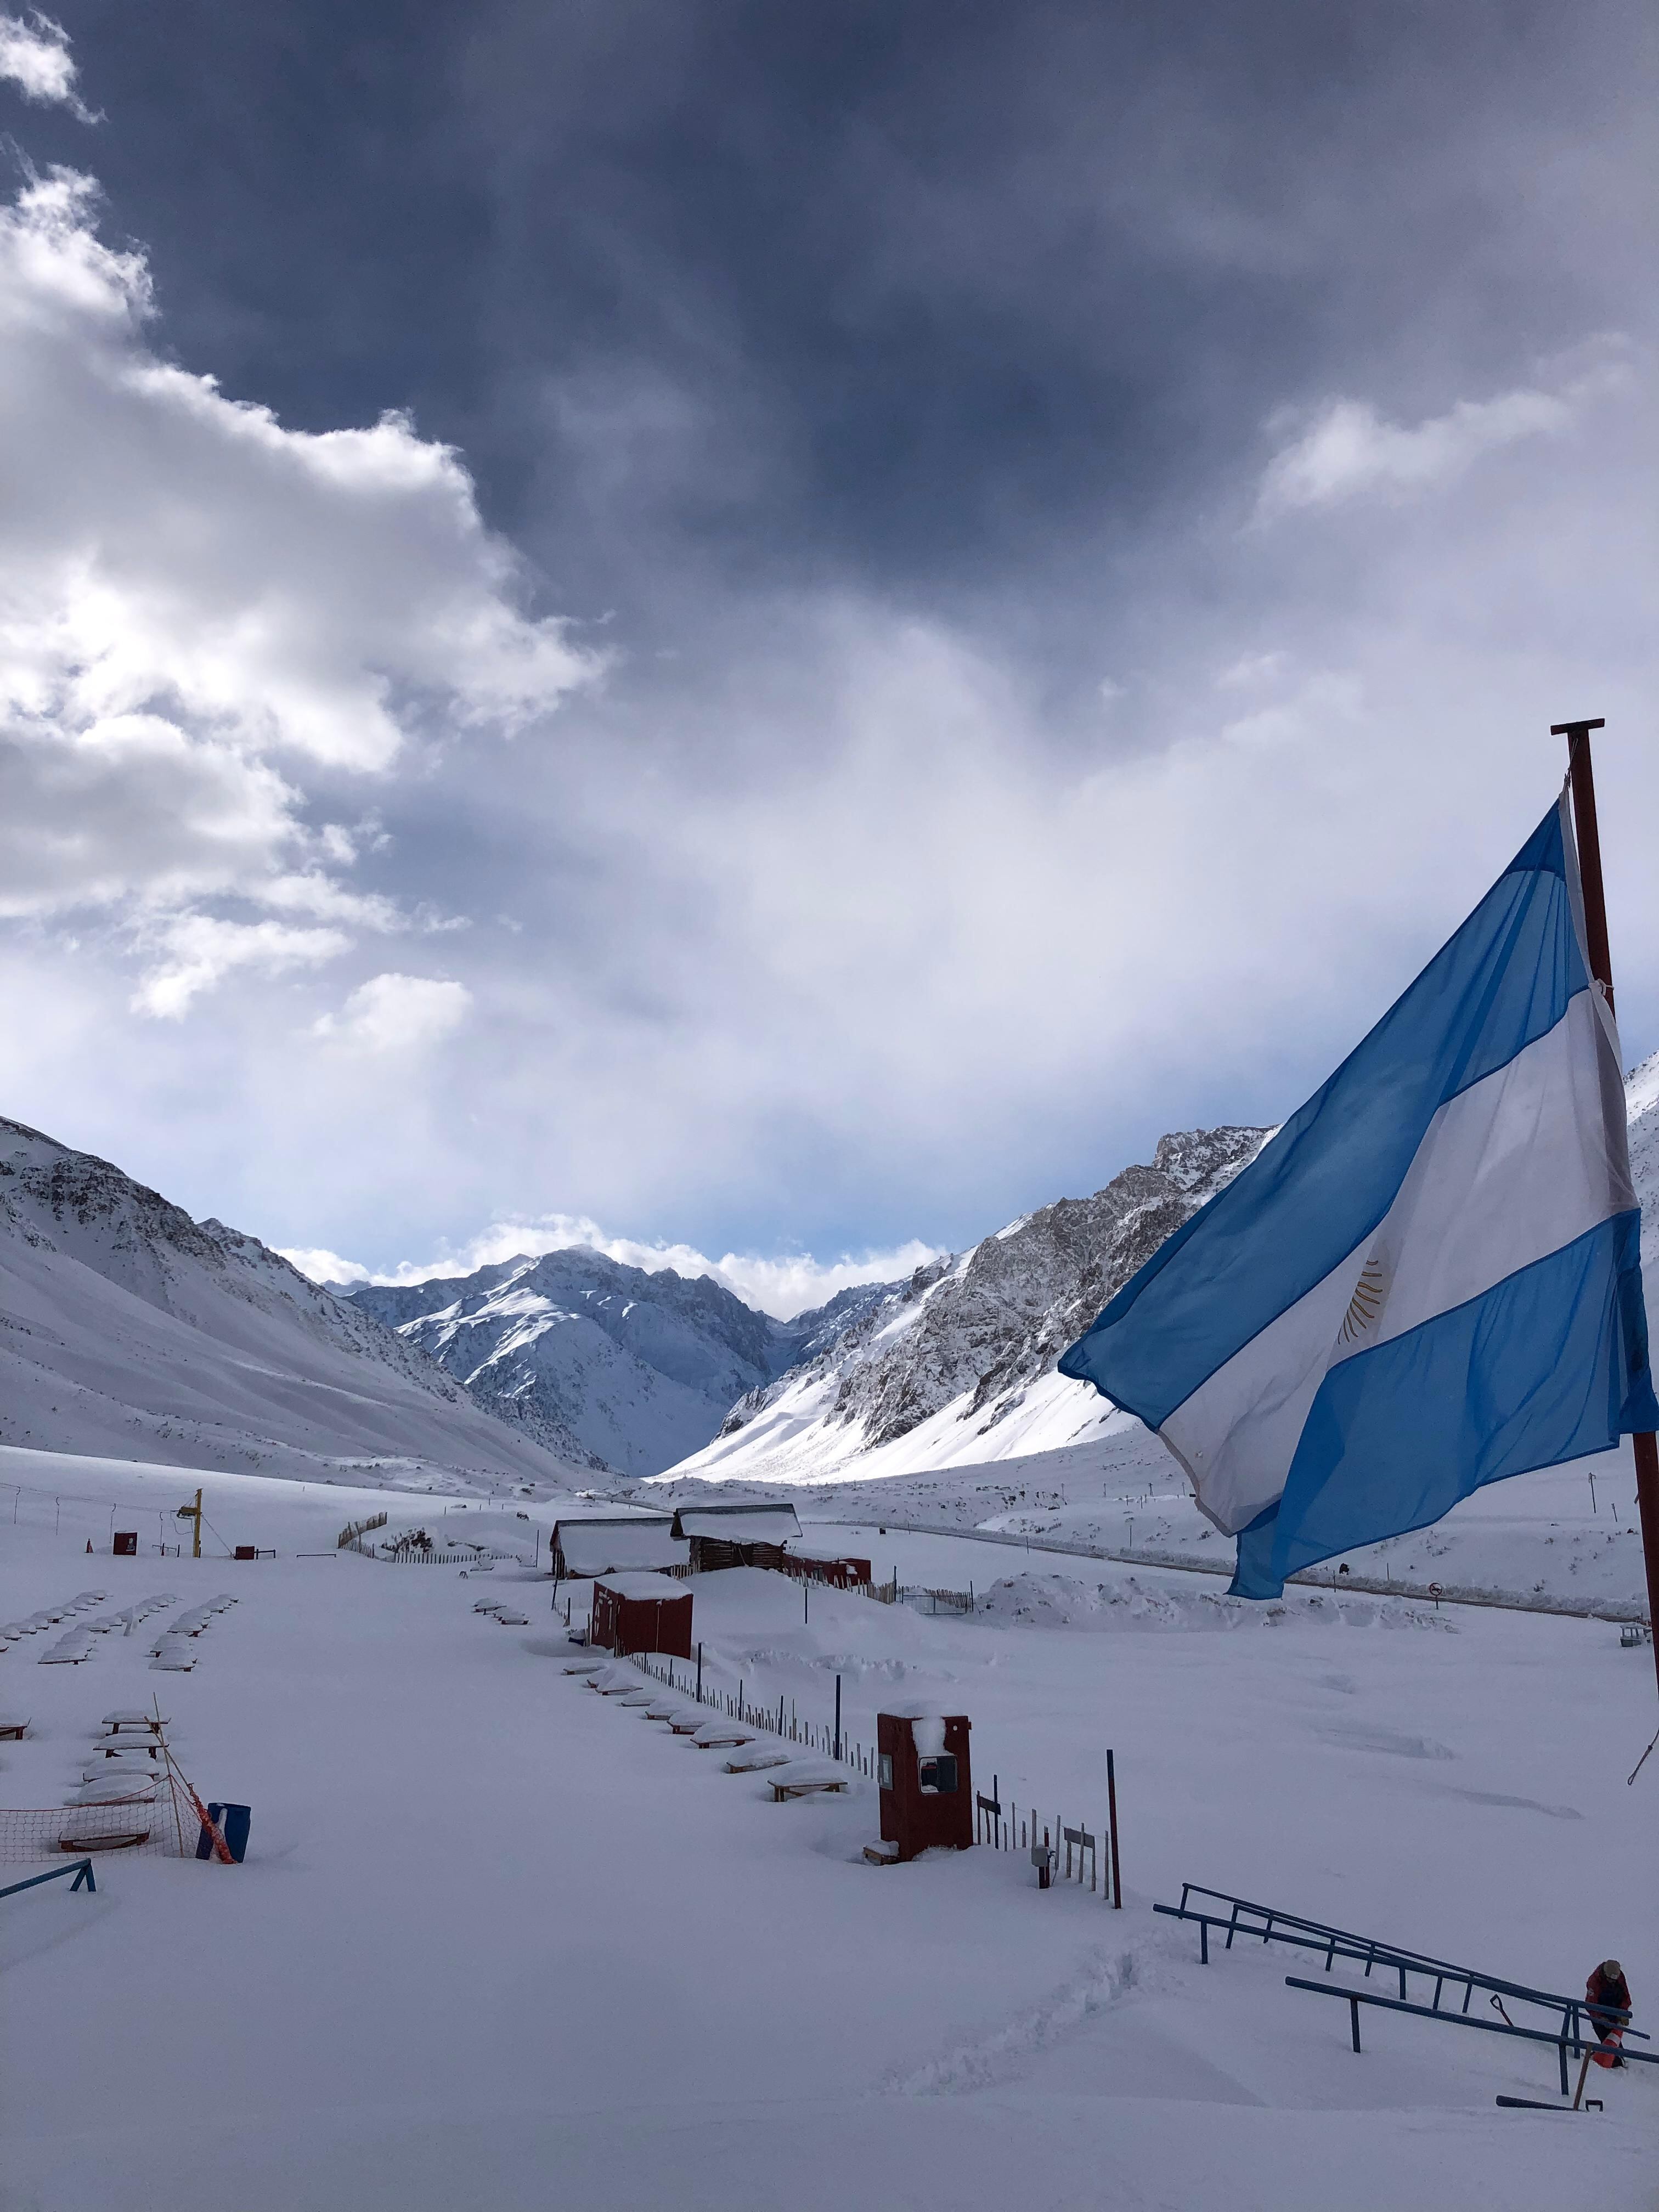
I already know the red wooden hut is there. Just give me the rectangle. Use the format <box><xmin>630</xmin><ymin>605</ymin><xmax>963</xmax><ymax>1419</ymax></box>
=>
<box><xmin>781</xmin><ymin>1544</ymin><xmax>872</xmax><ymax>1590</ymax></box>
<box><xmin>590</xmin><ymin>1572</ymin><xmax>694</xmax><ymax>1660</ymax></box>
<box><xmin>876</xmin><ymin>1709</ymin><xmax>973</xmax><ymax>1861</ymax></box>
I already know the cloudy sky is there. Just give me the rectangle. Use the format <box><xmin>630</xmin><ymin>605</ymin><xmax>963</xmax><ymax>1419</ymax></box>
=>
<box><xmin>1</xmin><ymin>3</ymin><xmax>1654</xmax><ymax>1313</ymax></box>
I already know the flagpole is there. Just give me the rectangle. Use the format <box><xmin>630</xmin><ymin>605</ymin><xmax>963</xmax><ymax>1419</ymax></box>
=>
<box><xmin>1554</xmin><ymin>717</ymin><xmax>1659</xmax><ymax>1691</ymax></box>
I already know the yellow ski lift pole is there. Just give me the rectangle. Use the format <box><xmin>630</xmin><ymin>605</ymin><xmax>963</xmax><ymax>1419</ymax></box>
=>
<box><xmin>174</xmin><ymin>1487</ymin><xmax>202</xmax><ymax>1560</ymax></box>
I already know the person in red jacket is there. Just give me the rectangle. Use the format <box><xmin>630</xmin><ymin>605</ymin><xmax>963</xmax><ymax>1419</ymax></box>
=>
<box><xmin>1586</xmin><ymin>1960</ymin><xmax>1632</xmax><ymax>2068</ymax></box>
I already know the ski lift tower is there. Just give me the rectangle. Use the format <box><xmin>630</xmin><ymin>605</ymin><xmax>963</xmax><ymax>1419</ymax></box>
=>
<box><xmin>175</xmin><ymin>1488</ymin><xmax>202</xmax><ymax>1561</ymax></box>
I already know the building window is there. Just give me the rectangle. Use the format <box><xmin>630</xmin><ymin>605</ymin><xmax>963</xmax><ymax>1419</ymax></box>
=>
<box><xmin>877</xmin><ymin>1753</ymin><xmax>894</xmax><ymax>1791</ymax></box>
<box><xmin>918</xmin><ymin>1754</ymin><xmax>957</xmax><ymax>1795</ymax></box>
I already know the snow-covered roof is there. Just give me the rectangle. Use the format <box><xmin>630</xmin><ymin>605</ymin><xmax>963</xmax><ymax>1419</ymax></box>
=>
<box><xmin>594</xmin><ymin>1571</ymin><xmax>693</xmax><ymax>1602</ymax></box>
<box><xmin>672</xmin><ymin>1503</ymin><xmax>801</xmax><ymax>1544</ymax></box>
<box><xmin>785</xmin><ymin>1541</ymin><xmax>867</xmax><ymax>1564</ymax></box>
<box><xmin>554</xmin><ymin>1516</ymin><xmax>687</xmax><ymax>1577</ymax></box>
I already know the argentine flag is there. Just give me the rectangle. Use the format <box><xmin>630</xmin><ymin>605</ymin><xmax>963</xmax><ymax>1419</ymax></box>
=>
<box><xmin>1059</xmin><ymin>795</ymin><xmax>1657</xmax><ymax>1600</ymax></box>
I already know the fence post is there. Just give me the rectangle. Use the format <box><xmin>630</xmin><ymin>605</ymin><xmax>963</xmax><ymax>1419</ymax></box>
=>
<box><xmin>1106</xmin><ymin>1749</ymin><xmax>1121</xmax><ymax>1909</ymax></box>
<box><xmin>834</xmin><ymin>1675</ymin><xmax>842</xmax><ymax>1762</ymax></box>
<box><xmin>696</xmin><ymin>1643</ymin><xmax>703</xmax><ymax>1703</ymax></box>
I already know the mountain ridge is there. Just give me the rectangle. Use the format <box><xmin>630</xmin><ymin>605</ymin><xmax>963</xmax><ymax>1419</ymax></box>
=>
<box><xmin>346</xmin><ymin>1252</ymin><xmax>897</xmax><ymax>1479</ymax></box>
<box><xmin>0</xmin><ymin>1115</ymin><xmax>595</xmax><ymax>1489</ymax></box>
<box><xmin>665</xmin><ymin>1125</ymin><xmax>1273</xmax><ymax>1486</ymax></box>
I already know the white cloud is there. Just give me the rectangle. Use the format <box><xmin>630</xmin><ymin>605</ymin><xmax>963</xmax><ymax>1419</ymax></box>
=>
<box><xmin>1215</xmin><ymin>650</ymin><xmax>1288</xmax><ymax>691</ymax></box>
<box><xmin>284</xmin><ymin>1211</ymin><xmax>941</xmax><ymax>1319</ymax></box>
<box><xmin>0</xmin><ymin>12</ymin><xmax>96</xmax><ymax>122</ymax></box>
<box><xmin>1255</xmin><ymin>343</ymin><xmax>1634</xmax><ymax>517</ymax></box>
<box><xmin>134</xmin><ymin>916</ymin><xmax>349</xmax><ymax>1019</ymax></box>
<box><xmin>313</xmin><ymin>973</ymin><xmax>472</xmax><ymax>1052</ymax></box>
<box><xmin>0</xmin><ymin>161</ymin><xmax>599</xmax><ymax>1010</ymax></box>
<box><xmin>278</xmin><ymin>1246</ymin><xmax>369</xmax><ymax>1289</ymax></box>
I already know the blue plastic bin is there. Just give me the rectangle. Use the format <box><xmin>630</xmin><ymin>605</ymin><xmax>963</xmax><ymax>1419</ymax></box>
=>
<box><xmin>195</xmin><ymin>1801</ymin><xmax>251</xmax><ymax>1862</ymax></box>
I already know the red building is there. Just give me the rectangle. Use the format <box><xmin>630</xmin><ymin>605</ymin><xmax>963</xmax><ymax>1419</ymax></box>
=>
<box><xmin>590</xmin><ymin>1572</ymin><xmax>694</xmax><ymax>1660</ymax></box>
<box><xmin>781</xmin><ymin>1545</ymin><xmax>872</xmax><ymax>1590</ymax></box>
<box><xmin>876</xmin><ymin>1709</ymin><xmax>973</xmax><ymax>1861</ymax></box>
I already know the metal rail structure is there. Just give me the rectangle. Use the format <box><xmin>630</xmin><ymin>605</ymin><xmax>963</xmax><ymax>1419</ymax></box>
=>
<box><xmin>1156</xmin><ymin>1881</ymin><xmax>1657</xmax><ymax>2097</ymax></box>
<box><xmin>1</xmin><ymin>1858</ymin><xmax>96</xmax><ymax>1901</ymax></box>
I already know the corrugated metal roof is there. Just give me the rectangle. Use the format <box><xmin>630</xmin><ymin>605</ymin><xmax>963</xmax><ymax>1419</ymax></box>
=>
<box><xmin>554</xmin><ymin>1517</ymin><xmax>688</xmax><ymax>1576</ymax></box>
<box><xmin>671</xmin><ymin>1503</ymin><xmax>801</xmax><ymax>1542</ymax></box>
<box><xmin>594</xmin><ymin>1571</ymin><xmax>693</xmax><ymax>1601</ymax></box>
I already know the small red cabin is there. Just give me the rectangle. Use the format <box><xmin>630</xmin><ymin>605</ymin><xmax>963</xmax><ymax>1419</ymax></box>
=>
<box><xmin>876</xmin><ymin>1709</ymin><xmax>973</xmax><ymax>1861</ymax></box>
<box><xmin>782</xmin><ymin>1545</ymin><xmax>872</xmax><ymax>1590</ymax></box>
<box><xmin>590</xmin><ymin>1572</ymin><xmax>694</xmax><ymax>1660</ymax></box>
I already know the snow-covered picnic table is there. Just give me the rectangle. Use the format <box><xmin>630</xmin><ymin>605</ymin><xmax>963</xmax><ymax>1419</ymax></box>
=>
<box><xmin>721</xmin><ymin>1743</ymin><xmax>791</xmax><ymax>1773</ymax></box>
<box><xmin>764</xmin><ymin>1759</ymin><xmax>848</xmax><ymax>1802</ymax></box>
<box><xmin>69</xmin><ymin>1770</ymin><xmax>159</xmax><ymax>1805</ymax></box>
<box><xmin>691</xmin><ymin>1718</ymin><xmax>755</xmax><ymax>1750</ymax></box>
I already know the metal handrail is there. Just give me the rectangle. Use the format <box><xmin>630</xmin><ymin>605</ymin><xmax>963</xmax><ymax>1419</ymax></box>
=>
<box><xmin>1156</xmin><ymin>1880</ymin><xmax>1645</xmax><ymax>2078</ymax></box>
<box><xmin>1286</xmin><ymin>1974</ymin><xmax>1657</xmax><ymax>2091</ymax></box>
<box><xmin>1</xmin><ymin>1858</ymin><xmax>96</xmax><ymax>1900</ymax></box>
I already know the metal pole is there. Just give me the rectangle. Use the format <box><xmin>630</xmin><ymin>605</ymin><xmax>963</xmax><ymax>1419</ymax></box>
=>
<box><xmin>1105</xmin><ymin>1747</ymin><xmax>1122</xmax><ymax>1908</ymax></box>
<box><xmin>834</xmin><ymin>1674</ymin><xmax>841</xmax><ymax>1762</ymax></box>
<box><xmin>696</xmin><ymin>1641</ymin><xmax>703</xmax><ymax>1703</ymax></box>
<box><xmin>1555</xmin><ymin>718</ymin><xmax>1659</xmax><ymax>1697</ymax></box>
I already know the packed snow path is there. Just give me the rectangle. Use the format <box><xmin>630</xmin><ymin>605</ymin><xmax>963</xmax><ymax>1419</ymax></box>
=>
<box><xmin>0</xmin><ymin>1458</ymin><xmax>1654</xmax><ymax>2210</ymax></box>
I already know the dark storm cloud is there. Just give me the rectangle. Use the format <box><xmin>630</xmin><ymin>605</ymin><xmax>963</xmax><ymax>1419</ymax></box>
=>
<box><xmin>7</xmin><ymin>1</ymin><xmax>1657</xmax><ymax>1293</ymax></box>
<box><xmin>41</xmin><ymin>1</ymin><xmax>1655</xmax><ymax>617</ymax></box>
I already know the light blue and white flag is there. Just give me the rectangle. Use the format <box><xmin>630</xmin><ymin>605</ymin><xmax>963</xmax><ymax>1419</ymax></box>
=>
<box><xmin>1059</xmin><ymin>796</ymin><xmax>1657</xmax><ymax>1599</ymax></box>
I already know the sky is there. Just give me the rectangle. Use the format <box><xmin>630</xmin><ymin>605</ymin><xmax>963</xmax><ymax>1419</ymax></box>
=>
<box><xmin>0</xmin><ymin>3</ymin><xmax>1654</xmax><ymax>1316</ymax></box>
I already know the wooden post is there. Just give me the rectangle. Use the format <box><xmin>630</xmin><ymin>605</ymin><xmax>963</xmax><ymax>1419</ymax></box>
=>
<box><xmin>834</xmin><ymin>1674</ymin><xmax>842</xmax><ymax>1762</ymax></box>
<box><xmin>1106</xmin><ymin>1747</ymin><xmax>1122</xmax><ymax>1908</ymax></box>
<box><xmin>1555</xmin><ymin>718</ymin><xmax>1659</xmax><ymax>1697</ymax></box>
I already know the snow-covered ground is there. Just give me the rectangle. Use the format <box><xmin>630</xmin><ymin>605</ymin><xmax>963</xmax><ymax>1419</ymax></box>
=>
<box><xmin>2</xmin><ymin>1449</ymin><xmax>1655</xmax><ymax>2209</ymax></box>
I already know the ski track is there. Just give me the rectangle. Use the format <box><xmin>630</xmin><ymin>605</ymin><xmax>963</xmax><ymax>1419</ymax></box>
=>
<box><xmin>887</xmin><ymin>1939</ymin><xmax>1153</xmax><ymax>2097</ymax></box>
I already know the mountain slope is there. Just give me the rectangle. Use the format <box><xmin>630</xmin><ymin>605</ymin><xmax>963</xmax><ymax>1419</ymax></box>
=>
<box><xmin>0</xmin><ymin>1116</ymin><xmax>595</xmax><ymax>1489</ymax></box>
<box><xmin>347</xmin><ymin>1252</ymin><xmax>895</xmax><ymax>1479</ymax></box>
<box><xmin>665</xmin><ymin>1126</ymin><xmax>1271</xmax><ymax>1486</ymax></box>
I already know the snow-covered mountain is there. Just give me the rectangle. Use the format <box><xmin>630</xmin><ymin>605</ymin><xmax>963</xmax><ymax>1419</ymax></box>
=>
<box><xmin>672</xmin><ymin>1050</ymin><xmax>1659</xmax><ymax>1494</ymax></box>
<box><xmin>346</xmin><ymin>1254</ymin><xmax>895</xmax><ymax>1479</ymax></box>
<box><xmin>666</xmin><ymin>1125</ymin><xmax>1271</xmax><ymax>1487</ymax></box>
<box><xmin>0</xmin><ymin>1116</ymin><xmax>595</xmax><ymax>1491</ymax></box>
<box><xmin>1628</xmin><ymin>1047</ymin><xmax>1659</xmax><ymax>1280</ymax></box>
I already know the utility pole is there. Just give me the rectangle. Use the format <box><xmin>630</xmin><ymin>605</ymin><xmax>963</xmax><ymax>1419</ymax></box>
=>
<box><xmin>176</xmin><ymin>1487</ymin><xmax>202</xmax><ymax>1561</ymax></box>
<box><xmin>1554</xmin><ymin>718</ymin><xmax>1659</xmax><ymax>1696</ymax></box>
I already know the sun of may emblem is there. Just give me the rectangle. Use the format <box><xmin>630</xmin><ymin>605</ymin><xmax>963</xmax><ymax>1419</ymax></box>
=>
<box><xmin>1340</xmin><ymin>1252</ymin><xmax>1390</xmax><ymax>1345</ymax></box>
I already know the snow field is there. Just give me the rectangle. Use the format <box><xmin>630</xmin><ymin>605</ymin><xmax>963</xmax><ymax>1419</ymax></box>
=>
<box><xmin>788</xmin><ymin>1424</ymin><xmax>1656</xmax><ymax>1620</ymax></box>
<box><xmin>1</xmin><ymin>1456</ymin><xmax>1655</xmax><ymax>2209</ymax></box>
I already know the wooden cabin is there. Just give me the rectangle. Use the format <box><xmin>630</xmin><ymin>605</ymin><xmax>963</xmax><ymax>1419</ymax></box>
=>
<box><xmin>590</xmin><ymin>1572</ymin><xmax>694</xmax><ymax>1660</ymax></box>
<box><xmin>668</xmin><ymin>1501</ymin><xmax>802</xmax><ymax>1574</ymax></box>
<box><xmin>550</xmin><ymin>1513</ymin><xmax>689</xmax><ymax>1583</ymax></box>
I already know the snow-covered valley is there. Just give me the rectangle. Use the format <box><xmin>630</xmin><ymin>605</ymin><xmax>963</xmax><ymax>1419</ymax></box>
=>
<box><xmin>2</xmin><ymin>1060</ymin><xmax>1658</xmax><ymax>2208</ymax></box>
<box><xmin>2</xmin><ymin>1448</ymin><xmax>1654</xmax><ymax>2211</ymax></box>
